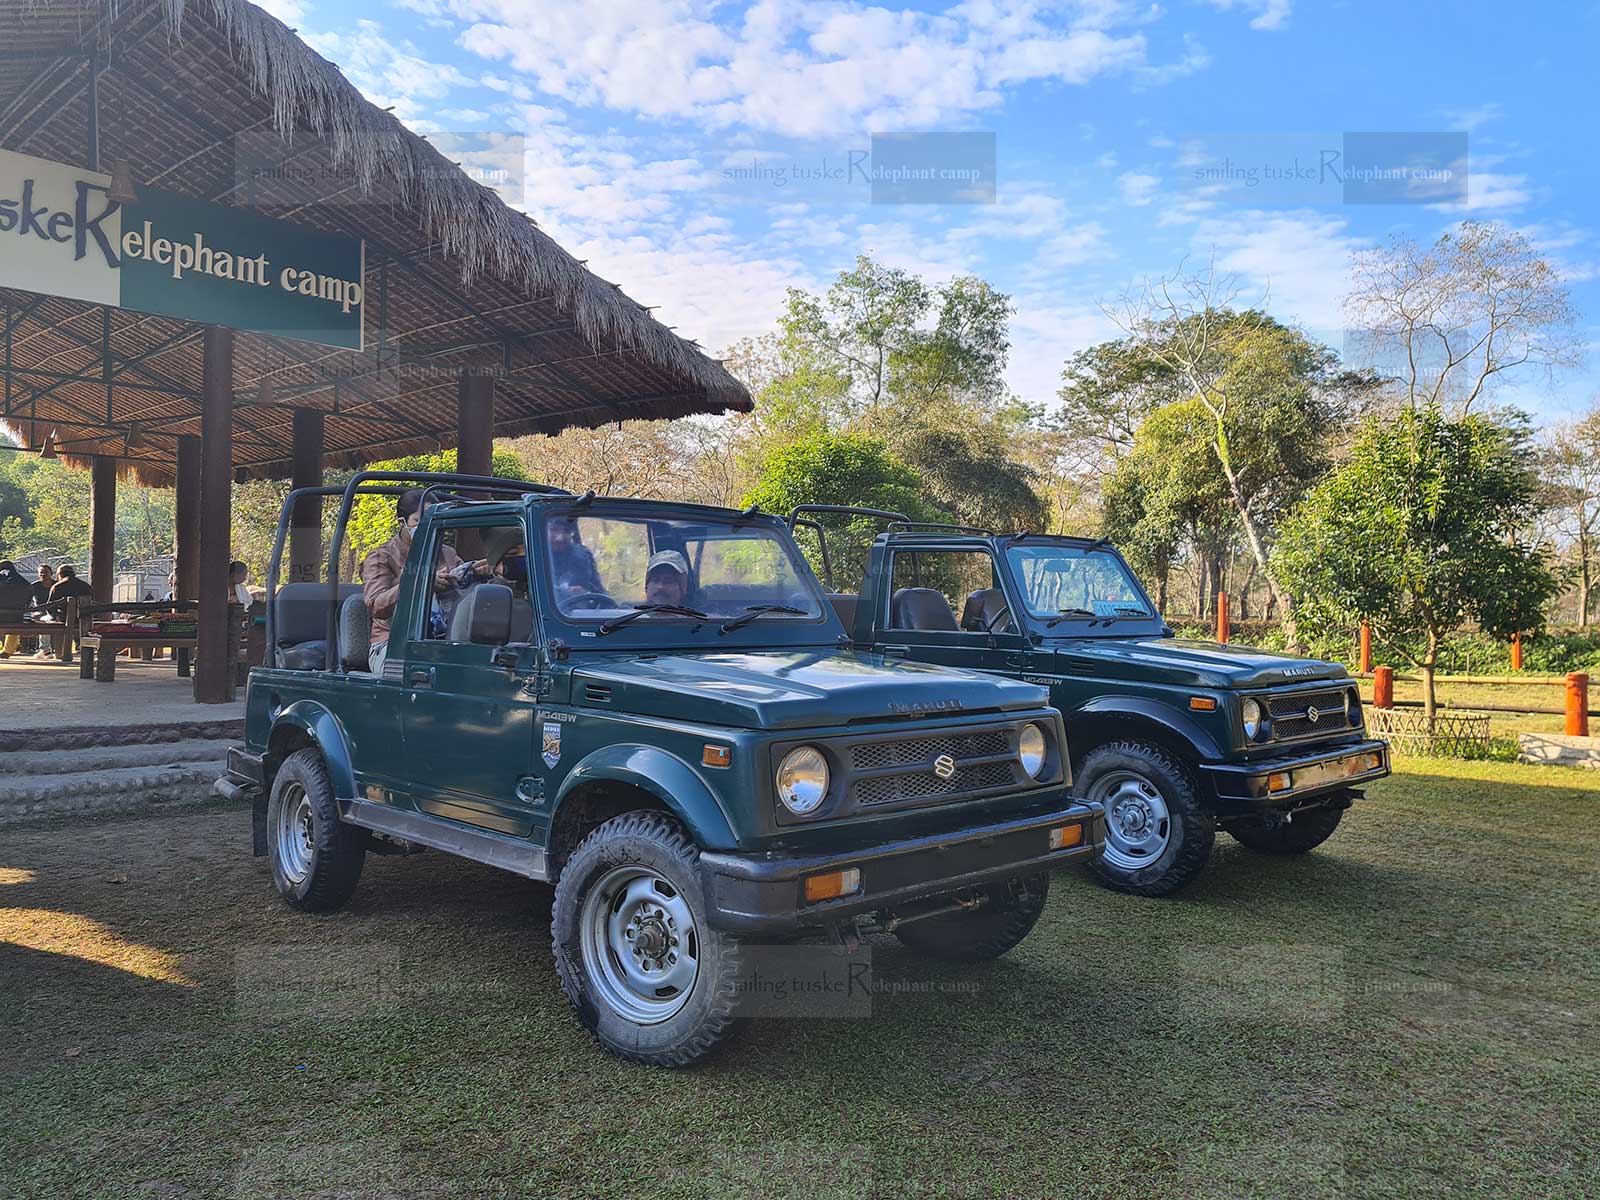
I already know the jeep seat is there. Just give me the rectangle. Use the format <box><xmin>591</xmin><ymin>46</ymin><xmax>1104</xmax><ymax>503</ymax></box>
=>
<box><xmin>447</xmin><ymin>584</ymin><xmax>533</xmax><ymax>644</ymax></box>
<box><xmin>890</xmin><ymin>587</ymin><xmax>959</xmax><ymax>632</ymax></box>
<box><xmin>273</xmin><ymin>582</ymin><xmax>361</xmax><ymax>669</ymax></box>
<box><xmin>960</xmin><ymin>588</ymin><xmax>1009</xmax><ymax>632</ymax></box>
<box><xmin>827</xmin><ymin>592</ymin><xmax>859</xmax><ymax>629</ymax></box>
<box><xmin>337</xmin><ymin>592</ymin><xmax>372</xmax><ymax>672</ymax></box>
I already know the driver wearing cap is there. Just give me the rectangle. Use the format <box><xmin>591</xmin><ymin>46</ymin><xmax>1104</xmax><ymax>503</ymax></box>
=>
<box><xmin>644</xmin><ymin>550</ymin><xmax>690</xmax><ymax>607</ymax></box>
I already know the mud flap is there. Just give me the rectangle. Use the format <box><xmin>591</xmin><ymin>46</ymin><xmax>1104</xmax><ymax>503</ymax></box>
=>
<box><xmin>252</xmin><ymin>791</ymin><xmax>268</xmax><ymax>856</ymax></box>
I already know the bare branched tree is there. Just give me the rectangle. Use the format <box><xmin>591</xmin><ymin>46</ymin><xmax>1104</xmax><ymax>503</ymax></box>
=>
<box><xmin>1345</xmin><ymin>221</ymin><xmax>1577</xmax><ymax>414</ymax></box>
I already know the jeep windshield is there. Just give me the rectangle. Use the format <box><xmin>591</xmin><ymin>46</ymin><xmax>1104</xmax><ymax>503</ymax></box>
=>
<box><xmin>545</xmin><ymin>511</ymin><xmax>827</xmax><ymax>629</ymax></box>
<box><xmin>1005</xmin><ymin>543</ymin><xmax>1155</xmax><ymax>626</ymax></box>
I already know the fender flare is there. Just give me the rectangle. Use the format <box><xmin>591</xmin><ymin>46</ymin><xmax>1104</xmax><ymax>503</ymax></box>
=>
<box><xmin>553</xmin><ymin>744</ymin><xmax>739</xmax><ymax>850</ymax></box>
<box><xmin>1072</xmin><ymin>696</ymin><xmax>1224</xmax><ymax>764</ymax></box>
<box><xmin>267</xmin><ymin>700</ymin><xmax>359</xmax><ymax>801</ymax></box>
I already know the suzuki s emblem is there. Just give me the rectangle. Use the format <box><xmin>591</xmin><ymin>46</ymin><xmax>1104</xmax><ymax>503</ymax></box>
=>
<box><xmin>1306</xmin><ymin>706</ymin><xmax>1321</xmax><ymax>724</ymax></box>
<box><xmin>933</xmin><ymin>754</ymin><xmax>957</xmax><ymax>780</ymax></box>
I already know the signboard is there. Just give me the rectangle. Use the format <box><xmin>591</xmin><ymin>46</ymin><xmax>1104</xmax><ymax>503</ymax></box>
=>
<box><xmin>0</xmin><ymin>148</ymin><xmax>364</xmax><ymax>351</ymax></box>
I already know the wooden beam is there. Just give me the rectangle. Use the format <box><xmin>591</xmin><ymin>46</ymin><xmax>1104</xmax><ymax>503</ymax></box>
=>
<box><xmin>89</xmin><ymin>457</ymin><xmax>116</xmax><ymax>604</ymax></box>
<box><xmin>194</xmin><ymin>329</ymin><xmax>235</xmax><ymax>704</ymax></box>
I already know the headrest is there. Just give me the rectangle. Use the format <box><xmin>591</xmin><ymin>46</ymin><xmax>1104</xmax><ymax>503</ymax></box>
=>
<box><xmin>961</xmin><ymin>588</ymin><xmax>1008</xmax><ymax>631</ymax></box>
<box><xmin>337</xmin><ymin>592</ymin><xmax>371</xmax><ymax>670</ymax></box>
<box><xmin>890</xmin><ymin>587</ymin><xmax>959</xmax><ymax>632</ymax></box>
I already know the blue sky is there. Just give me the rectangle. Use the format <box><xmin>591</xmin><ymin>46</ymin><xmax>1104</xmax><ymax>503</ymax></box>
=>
<box><xmin>263</xmin><ymin>0</ymin><xmax>1600</xmax><ymax>417</ymax></box>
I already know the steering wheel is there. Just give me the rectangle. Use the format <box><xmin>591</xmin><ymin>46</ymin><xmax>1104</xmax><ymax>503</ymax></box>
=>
<box><xmin>563</xmin><ymin>591</ymin><xmax>616</xmax><ymax>611</ymax></box>
<box><xmin>983</xmin><ymin>604</ymin><xmax>1014</xmax><ymax>634</ymax></box>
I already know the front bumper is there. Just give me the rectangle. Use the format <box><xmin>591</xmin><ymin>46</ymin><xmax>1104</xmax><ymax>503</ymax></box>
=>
<box><xmin>696</xmin><ymin>800</ymin><xmax>1106</xmax><ymax>935</ymax></box>
<box><xmin>1203</xmin><ymin>738</ymin><xmax>1389</xmax><ymax>815</ymax></box>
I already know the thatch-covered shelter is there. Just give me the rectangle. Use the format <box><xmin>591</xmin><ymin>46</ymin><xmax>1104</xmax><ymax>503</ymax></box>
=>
<box><xmin>0</xmin><ymin>0</ymin><xmax>750</xmax><ymax>700</ymax></box>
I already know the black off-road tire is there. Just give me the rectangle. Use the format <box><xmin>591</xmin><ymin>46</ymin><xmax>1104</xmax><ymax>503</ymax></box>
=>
<box><xmin>1077</xmin><ymin>740</ymin><xmax>1213</xmax><ymax>898</ymax></box>
<box><xmin>1227</xmin><ymin>801</ymin><xmax>1345</xmax><ymax>854</ymax></box>
<box><xmin>551</xmin><ymin>811</ymin><xmax>742</xmax><ymax>1068</ymax></box>
<box><xmin>267</xmin><ymin>748</ymin><xmax>365</xmax><ymax>912</ymax></box>
<box><xmin>893</xmin><ymin>873</ymin><xmax>1049</xmax><ymax>961</ymax></box>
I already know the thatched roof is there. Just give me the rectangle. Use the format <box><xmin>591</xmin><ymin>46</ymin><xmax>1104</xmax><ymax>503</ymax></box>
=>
<box><xmin>0</xmin><ymin>0</ymin><xmax>751</xmax><ymax>484</ymax></box>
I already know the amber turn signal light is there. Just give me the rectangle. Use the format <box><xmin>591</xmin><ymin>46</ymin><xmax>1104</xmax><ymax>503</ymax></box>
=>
<box><xmin>1049</xmin><ymin>824</ymin><xmax>1083</xmax><ymax>850</ymax></box>
<box><xmin>803</xmin><ymin>868</ymin><xmax>861</xmax><ymax>904</ymax></box>
<box><xmin>702</xmin><ymin>744</ymin><xmax>732</xmax><ymax>768</ymax></box>
<box><xmin>1188</xmin><ymin>696</ymin><xmax>1218</xmax><ymax>711</ymax></box>
<box><xmin>1267</xmin><ymin>772</ymin><xmax>1292</xmax><ymax>792</ymax></box>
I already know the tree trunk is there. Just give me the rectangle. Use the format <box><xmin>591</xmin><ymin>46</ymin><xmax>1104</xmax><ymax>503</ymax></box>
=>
<box><xmin>1422</xmin><ymin>628</ymin><xmax>1440</xmax><ymax>726</ymax></box>
<box><xmin>1237</xmin><ymin>558</ymin><xmax>1256</xmax><ymax>621</ymax></box>
<box><xmin>1195</xmin><ymin>558</ymin><xmax>1208</xmax><ymax>621</ymax></box>
<box><xmin>1580</xmin><ymin>551</ymin><xmax>1592</xmax><ymax>628</ymax></box>
<box><xmin>1211</xmin><ymin>445</ymin><xmax>1301</xmax><ymax>652</ymax></box>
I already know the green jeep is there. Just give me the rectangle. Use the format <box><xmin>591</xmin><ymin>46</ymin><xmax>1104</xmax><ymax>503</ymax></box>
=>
<box><xmin>790</xmin><ymin>507</ymin><xmax>1389</xmax><ymax>899</ymax></box>
<box><xmin>216</xmin><ymin>474</ymin><xmax>1104</xmax><ymax>1066</ymax></box>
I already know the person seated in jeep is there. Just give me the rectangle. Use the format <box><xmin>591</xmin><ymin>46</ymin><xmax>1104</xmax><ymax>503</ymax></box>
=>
<box><xmin>644</xmin><ymin>550</ymin><xmax>690</xmax><ymax>607</ymax></box>
<box><xmin>362</xmin><ymin>488</ymin><xmax>464</xmax><ymax>672</ymax></box>
<box><xmin>548</xmin><ymin>515</ymin><xmax>603</xmax><ymax>599</ymax></box>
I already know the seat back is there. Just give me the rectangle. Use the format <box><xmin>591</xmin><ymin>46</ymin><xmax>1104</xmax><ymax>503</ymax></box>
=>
<box><xmin>447</xmin><ymin>584</ymin><xmax>534</xmax><ymax>645</ymax></box>
<box><xmin>274</xmin><ymin>582</ymin><xmax>360</xmax><ymax>649</ymax></box>
<box><xmin>337</xmin><ymin>592</ymin><xmax>371</xmax><ymax>671</ymax></box>
<box><xmin>827</xmin><ymin>592</ymin><xmax>859</xmax><ymax>630</ymax></box>
<box><xmin>960</xmin><ymin>587</ymin><xmax>1008</xmax><ymax>631</ymax></box>
<box><xmin>890</xmin><ymin>587</ymin><xmax>958</xmax><ymax>632</ymax></box>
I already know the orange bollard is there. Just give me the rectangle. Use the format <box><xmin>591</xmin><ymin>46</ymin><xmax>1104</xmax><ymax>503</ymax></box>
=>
<box><xmin>1216</xmin><ymin>591</ymin><xmax>1230</xmax><ymax>644</ymax></box>
<box><xmin>1373</xmin><ymin>665</ymin><xmax>1394</xmax><ymax>710</ymax></box>
<box><xmin>1566</xmin><ymin>673</ymin><xmax>1588</xmax><ymax>737</ymax></box>
<box><xmin>1510</xmin><ymin>632</ymin><xmax>1522</xmax><ymax>672</ymax></box>
<box><xmin>1359</xmin><ymin>621</ymin><xmax>1372</xmax><ymax>674</ymax></box>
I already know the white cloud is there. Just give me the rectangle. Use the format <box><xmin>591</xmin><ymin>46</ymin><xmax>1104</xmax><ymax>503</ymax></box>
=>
<box><xmin>444</xmin><ymin>0</ymin><xmax>1208</xmax><ymax>137</ymax></box>
<box><xmin>1201</xmin><ymin>0</ymin><xmax>1292</xmax><ymax>32</ymax></box>
<box><xmin>254</xmin><ymin>0</ymin><xmax>309</xmax><ymax>27</ymax></box>
<box><xmin>1118</xmin><ymin>169</ymin><xmax>1159</xmax><ymax>206</ymax></box>
<box><xmin>306</xmin><ymin>21</ymin><xmax>471</xmax><ymax>123</ymax></box>
<box><xmin>1191</xmin><ymin>210</ymin><xmax>1368</xmax><ymax>333</ymax></box>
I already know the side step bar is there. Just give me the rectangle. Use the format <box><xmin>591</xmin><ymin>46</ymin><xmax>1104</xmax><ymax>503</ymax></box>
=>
<box><xmin>338</xmin><ymin>798</ymin><xmax>550</xmax><ymax>881</ymax></box>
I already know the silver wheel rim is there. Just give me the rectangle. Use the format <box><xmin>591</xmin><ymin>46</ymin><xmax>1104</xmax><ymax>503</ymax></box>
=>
<box><xmin>274</xmin><ymin>781</ymin><xmax>315</xmax><ymax>884</ymax></box>
<box><xmin>1089</xmin><ymin>769</ymin><xmax>1173</xmax><ymax>870</ymax></box>
<box><xmin>579</xmin><ymin>865</ymin><xmax>701</xmax><ymax>1025</ymax></box>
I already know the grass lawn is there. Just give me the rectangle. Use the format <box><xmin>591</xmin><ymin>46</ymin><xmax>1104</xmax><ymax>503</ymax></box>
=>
<box><xmin>3</xmin><ymin>758</ymin><xmax>1597</xmax><ymax>1198</ymax></box>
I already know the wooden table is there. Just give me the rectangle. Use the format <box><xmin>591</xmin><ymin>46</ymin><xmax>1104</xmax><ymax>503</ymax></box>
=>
<box><xmin>79</xmin><ymin>633</ymin><xmax>196</xmax><ymax>681</ymax></box>
<box><xmin>0</xmin><ymin>620</ymin><xmax>71</xmax><ymax>660</ymax></box>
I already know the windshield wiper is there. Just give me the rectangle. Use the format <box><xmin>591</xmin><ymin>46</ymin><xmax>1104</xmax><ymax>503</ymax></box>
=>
<box><xmin>1044</xmin><ymin>608</ymin><xmax>1097</xmax><ymax>627</ymax></box>
<box><xmin>596</xmin><ymin>603</ymin><xmax>709</xmax><ymax>635</ymax></box>
<box><xmin>719</xmin><ymin>604</ymin><xmax>808</xmax><ymax>634</ymax></box>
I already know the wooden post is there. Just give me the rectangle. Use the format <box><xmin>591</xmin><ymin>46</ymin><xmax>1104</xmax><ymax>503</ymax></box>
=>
<box><xmin>1373</xmin><ymin>665</ymin><xmax>1394</xmax><ymax>710</ymax></box>
<box><xmin>89</xmin><ymin>456</ymin><xmax>116</xmax><ymax>604</ymax></box>
<box><xmin>1358</xmin><ymin>621</ymin><xmax>1372</xmax><ymax>674</ymax></box>
<box><xmin>1510</xmin><ymin>633</ymin><xmax>1523</xmax><ymax>672</ymax></box>
<box><xmin>288</xmin><ymin>407</ymin><xmax>325</xmax><ymax>583</ymax></box>
<box><xmin>1566</xmin><ymin>673</ymin><xmax>1588</xmax><ymax>737</ymax></box>
<box><xmin>194</xmin><ymin>327</ymin><xmax>235</xmax><ymax>704</ymax></box>
<box><xmin>175</xmin><ymin>434</ymin><xmax>201</xmax><ymax>601</ymax></box>
<box><xmin>1215</xmin><ymin>590</ymin><xmax>1229</xmax><ymax>643</ymax></box>
<box><xmin>456</xmin><ymin>373</ymin><xmax>494</xmax><ymax>560</ymax></box>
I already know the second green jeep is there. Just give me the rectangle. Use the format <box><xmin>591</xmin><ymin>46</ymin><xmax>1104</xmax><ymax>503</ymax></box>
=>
<box><xmin>217</xmin><ymin>474</ymin><xmax>1104</xmax><ymax>1066</ymax></box>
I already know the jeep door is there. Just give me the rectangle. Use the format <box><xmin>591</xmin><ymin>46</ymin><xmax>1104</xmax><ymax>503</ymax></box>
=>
<box><xmin>397</xmin><ymin>515</ymin><xmax>543</xmax><ymax>837</ymax></box>
<box><xmin>869</xmin><ymin>543</ymin><xmax>1032</xmax><ymax>679</ymax></box>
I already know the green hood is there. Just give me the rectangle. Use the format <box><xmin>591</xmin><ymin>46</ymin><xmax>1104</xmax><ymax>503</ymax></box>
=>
<box><xmin>574</xmin><ymin>650</ymin><xmax>1048</xmax><ymax>730</ymax></box>
<box><xmin>1054</xmin><ymin>637</ymin><xmax>1349</xmax><ymax>690</ymax></box>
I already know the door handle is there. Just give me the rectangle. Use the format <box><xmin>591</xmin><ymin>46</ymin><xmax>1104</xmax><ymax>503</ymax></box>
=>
<box><xmin>408</xmin><ymin>666</ymin><xmax>435</xmax><ymax>687</ymax></box>
<box><xmin>882</xmin><ymin>645</ymin><xmax>909</xmax><ymax>658</ymax></box>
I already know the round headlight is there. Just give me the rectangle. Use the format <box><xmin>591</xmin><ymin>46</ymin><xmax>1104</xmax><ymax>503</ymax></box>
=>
<box><xmin>776</xmin><ymin>746</ymin><xmax>829</xmax><ymax>815</ymax></box>
<box><xmin>1019</xmin><ymin>723</ymin><xmax>1048</xmax><ymax>779</ymax></box>
<box><xmin>1242</xmin><ymin>698</ymin><xmax>1263</xmax><ymax>740</ymax></box>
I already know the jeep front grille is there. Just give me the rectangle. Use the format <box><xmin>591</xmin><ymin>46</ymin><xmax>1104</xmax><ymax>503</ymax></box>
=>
<box><xmin>1268</xmin><ymin>688</ymin><xmax>1356</xmax><ymax>739</ymax></box>
<box><xmin>850</xmin><ymin>730</ymin><xmax>1009</xmax><ymax>771</ymax></box>
<box><xmin>856</xmin><ymin>761</ymin><xmax>1017</xmax><ymax>806</ymax></box>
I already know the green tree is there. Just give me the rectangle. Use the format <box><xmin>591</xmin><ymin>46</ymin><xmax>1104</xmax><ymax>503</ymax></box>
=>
<box><xmin>740</xmin><ymin>433</ymin><xmax>942</xmax><ymax>588</ymax></box>
<box><xmin>1274</xmin><ymin>407</ymin><xmax>1557</xmax><ymax>719</ymax></box>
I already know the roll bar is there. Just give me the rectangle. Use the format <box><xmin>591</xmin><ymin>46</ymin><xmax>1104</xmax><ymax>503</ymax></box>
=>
<box><xmin>785</xmin><ymin>505</ymin><xmax>911</xmax><ymax>592</ymax></box>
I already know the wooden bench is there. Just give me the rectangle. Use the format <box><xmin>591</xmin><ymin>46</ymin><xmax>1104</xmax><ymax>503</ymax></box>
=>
<box><xmin>74</xmin><ymin>599</ymin><xmax>246</xmax><ymax>685</ymax></box>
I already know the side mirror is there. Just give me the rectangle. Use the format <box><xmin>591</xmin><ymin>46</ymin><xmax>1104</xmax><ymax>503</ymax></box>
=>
<box><xmin>467</xmin><ymin>583</ymin><xmax>515</xmax><ymax>646</ymax></box>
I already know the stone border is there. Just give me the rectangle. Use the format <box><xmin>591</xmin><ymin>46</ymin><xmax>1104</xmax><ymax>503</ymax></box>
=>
<box><xmin>0</xmin><ymin>719</ymin><xmax>244</xmax><ymax>754</ymax></box>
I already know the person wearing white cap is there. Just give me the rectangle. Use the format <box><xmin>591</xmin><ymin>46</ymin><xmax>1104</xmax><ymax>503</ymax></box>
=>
<box><xmin>644</xmin><ymin>550</ymin><xmax>690</xmax><ymax>607</ymax></box>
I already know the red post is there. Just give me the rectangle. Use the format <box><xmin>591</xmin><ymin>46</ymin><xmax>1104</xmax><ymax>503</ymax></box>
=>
<box><xmin>1510</xmin><ymin>632</ymin><xmax>1523</xmax><ymax>672</ymax></box>
<box><xmin>1373</xmin><ymin>665</ymin><xmax>1394</xmax><ymax>710</ymax></box>
<box><xmin>1215</xmin><ymin>590</ymin><xmax>1230</xmax><ymax>644</ymax></box>
<box><xmin>1358</xmin><ymin>621</ymin><xmax>1372</xmax><ymax>674</ymax></box>
<box><xmin>1566</xmin><ymin>673</ymin><xmax>1588</xmax><ymax>737</ymax></box>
